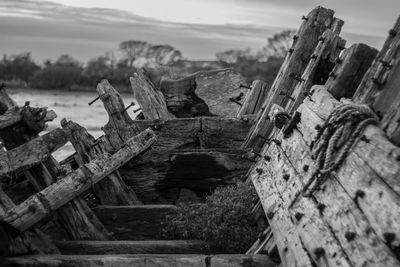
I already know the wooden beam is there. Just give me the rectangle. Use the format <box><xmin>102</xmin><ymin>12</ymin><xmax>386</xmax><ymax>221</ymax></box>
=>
<box><xmin>0</xmin><ymin>128</ymin><xmax>69</xmax><ymax>175</ymax></box>
<box><xmin>93</xmin><ymin>205</ymin><xmax>177</xmax><ymax>240</ymax></box>
<box><xmin>5</xmin><ymin>254</ymin><xmax>275</xmax><ymax>267</ymax></box>
<box><xmin>1</xmin><ymin>129</ymin><xmax>156</xmax><ymax>232</ymax></box>
<box><xmin>159</xmin><ymin>75</ymin><xmax>212</xmax><ymax>117</ymax></box>
<box><xmin>242</xmin><ymin>7</ymin><xmax>337</xmax><ymax>149</ymax></box>
<box><xmin>237</xmin><ymin>80</ymin><xmax>269</xmax><ymax>117</ymax></box>
<box><xmin>326</xmin><ymin>43</ymin><xmax>378</xmax><ymax>99</ymax></box>
<box><xmin>185</xmin><ymin>68</ymin><xmax>247</xmax><ymax>117</ymax></box>
<box><xmin>285</xmin><ymin>29</ymin><xmax>345</xmax><ymax>113</ymax></box>
<box><xmin>352</xmin><ymin>15</ymin><xmax>400</xmax><ymax>105</ymax></box>
<box><xmin>0</xmin><ymin>185</ymin><xmax>59</xmax><ymax>256</ymax></box>
<box><xmin>130</xmin><ymin>68</ymin><xmax>175</xmax><ymax>120</ymax></box>
<box><xmin>61</xmin><ymin>119</ymin><xmax>141</xmax><ymax>205</ymax></box>
<box><xmin>96</xmin><ymin>79</ymin><xmax>141</xmax><ymax>150</ymax></box>
<box><xmin>54</xmin><ymin>240</ymin><xmax>210</xmax><ymax>255</ymax></box>
<box><xmin>119</xmin><ymin>149</ymin><xmax>251</xmax><ymax>203</ymax></box>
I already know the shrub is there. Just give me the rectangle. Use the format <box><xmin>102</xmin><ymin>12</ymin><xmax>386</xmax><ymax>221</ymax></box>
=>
<box><xmin>161</xmin><ymin>182</ymin><xmax>259</xmax><ymax>253</ymax></box>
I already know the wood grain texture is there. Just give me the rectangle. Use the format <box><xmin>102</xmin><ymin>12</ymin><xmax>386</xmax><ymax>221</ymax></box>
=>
<box><xmin>5</xmin><ymin>254</ymin><xmax>275</xmax><ymax>267</ymax></box>
<box><xmin>242</xmin><ymin>6</ymin><xmax>336</xmax><ymax>149</ymax></box>
<box><xmin>61</xmin><ymin>119</ymin><xmax>141</xmax><ymax>205</ymax></box>
<box><xmin>352</xmin><ymin>15</ymin><xmax>400</xmax><ymax>105</ymax></box>
<box><xmin>93</xmin><ymin>205</ymin><xmax>177</xmax><ymax>240</ymax></box>
<box><xmin>130</xmin><ymin>69</ymin><xmax>175</xmax><ymax>120</ymax></box>
<box><xmin>0</xmin><ymin>128</ymin><xmax>69</xmax><ymax>175</ymax></box>
<box><xmin>1</xmin><ymin>129</ymin><xmax>156</xmax><ymax>232</ymax></box>
<box><xmin>54</xmin><ymin>240</ymin><xmax>210</xmax><ymax>255</ymax></box>
<box><xmin>237</xmin><ymin>80</ymin><xmax>269</xmax><ymax>117</ymax></box>
<box><xmin>326</xmin><ymin>43</ymin><xmax>377</xmax><ymax>99</ymax></box>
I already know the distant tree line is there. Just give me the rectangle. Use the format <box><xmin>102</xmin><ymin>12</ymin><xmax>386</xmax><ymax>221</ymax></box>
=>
<box><xmin>215</xmin><ymin>29</ymin><xmax>295</xmax><ymax>85</ymax></box>
<box><xmin>0</xmin><ymin>30</ymin><xmax>294</xmax><ymax>90</ymax></box>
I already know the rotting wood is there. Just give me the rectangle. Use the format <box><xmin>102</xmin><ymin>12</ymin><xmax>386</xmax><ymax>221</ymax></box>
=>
<box><xmin>326</xmin><ymin>43</ymin><xmax>378</xmax><ymax>99</ymax></box>
<box><xmin>278</xmin><ymin>128</ymin><xmax>400</xmax><ymax>266</ymax></box>
<box><xmin>93</xmin><ymin>205</ymin><xmax>177</xmax><ymax>240</ymax></box>
<box><xmin>61</xmin><ymin>119</ymin><xmax>141</xmax><ymax>205</ymax></box>
<box><xmin>293</xmin><ymin>86</ymin><xmax>400</xmax><ymax>253</ymax></box>
<box><xmin>0</xmin><ymin>128</ymin><xmax>69</xmax><ymax>175</ymax></box>
<box><xmin>249</xmin><ymin>160</ymin><xmax>313</xmax><ymax>267</ymax></box>
<box><xmin>5</xmin><ymin>254</ymin><xmax>275</xmax><ymax>267</ymax></box>
<box><xmin>0</xmin><ymin>184</ymin><xmax>59</xmax><ymax>256</ymax></box>
<box><xmin>55</xmin><ymin>240</ymin><xmax>210</xmax><ymax>255</ymax></box>
<box><xmin>119</xmin><ymin>149</ymin><xmax>250</xmax><ymax>203</ymax></box>
<box><xmin>237</xmin><ymin>80</ymin><xmax>269</xmax><ymax>117</ymax></box>
<box><xmin>130</xmin><ymin>68</ymin><xmax>175</xmax><ymax>120</ymax></box>
<box><xmin>159</xmin><ymin>75</ymin><xmax>212</xmax><ymax>117</ymax></box>
<box><xmin>173</xmin><ymin>68</ymin><xmax>247</xmax><ymax>117</ymax></box>
<box><xmin>370</xmin><ymin>37</ymin><xmax>400</xmax><ymax>145</ymax></box>
<box><xmin>285</xmin><ymin>29</ymin><xmax>345</xmax><ymax>114</ymax></box>
<box><xmin>0</xmin><ymin>89</ymin><xmax>112</xmax><ymax>241</ymax></box>
<box><xmin>96</xmin><ymin>79</ymin><xmax>141</xmax><ymax>150</ymax></box>
<box><xmin>352</xmin><ymin>15</ymin><xmax>400</xmax><ymax>105</ymax></box>
<box><xmin>1</xmin><ymin>129</ymin><xmax>156</xmax><ymax>232</ymax></box>
<box><xmin>242</xmin><ymin>6</ymin><xmax>337</xmax><ymax>149</ymax></box>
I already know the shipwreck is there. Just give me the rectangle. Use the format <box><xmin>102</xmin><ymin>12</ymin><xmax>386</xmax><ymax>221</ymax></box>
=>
<box><xmin>1</xmin><ymin>6</ymin><xmax>400</xmax><ymax>267</ymax></box>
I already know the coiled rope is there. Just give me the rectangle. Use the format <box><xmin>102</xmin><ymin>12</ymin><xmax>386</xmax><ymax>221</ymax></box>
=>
<box><xmin>302</xmin><ymin>103</ymin><xmax>379</xmax><ymax>197</ymax></box>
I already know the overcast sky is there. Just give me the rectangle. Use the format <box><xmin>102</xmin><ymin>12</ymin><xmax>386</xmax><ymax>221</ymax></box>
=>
<box><xmin>1</xmin><ymin>0</ymin><xmax>399</xmax><ymax>62</ymax></box>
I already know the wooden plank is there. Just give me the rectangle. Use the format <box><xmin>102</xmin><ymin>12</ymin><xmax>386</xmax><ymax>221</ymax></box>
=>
<box><xmin>290</xmin><ymin>197</ymin><xmax>351</xmax><ymax>267</ymax></box>
<box><xmin>352</xmin><ymin>15</ymin><xmax>400</xmax><ymax>105</ymax></box>
<box><xmin>0</xmin><ymin>128</ymin><xmax>69</xmax><ymax>175</ymax></box>
<box><xmin>237</xmin><ymin>80</ymin><xmax>269</xmax><ymax>117</ymax></box>
<box><xmin>130</xmin><ymin>69</ymin><xmax>175</xmax><ymax>120</ymax></box>
<box><xmin>5</xmin><ymin>254</ymin><xmax>275</xmax><ymax>267</ymax></box>
<box><xmin>1</xmin><ymin>129</ymin><xmax>156</xmax><ymax>232</ymax></box>
<box><xmin>191</xmin><ymin>68</ymin><xmax>247</xmax><ymax>116</ymax></box>
<box><xmin>260</xmin><ymin>143</ymin><xmax>351</xmax><ymax>267</ymax></box>
<box><xmin>159</xmin><ymin>75</ymin><xmax>212</xmax><ymax>117</ymax></box>
<box><xmin>55</xmin><ymin>240</ymin><xmax>210</xmax><ymax>255</ymax></box>
<box><xmin>293</xmin><ymin>86</ymin><xmax>400</xmax><ymax>252</ymax></box>
<box><xmin>61</xmin><ymin>119</ymin><xmax>141</xmax><ymax>205</ymax></box>
<box><xmin>119</xmin><ymin>149</ymin><xmax>250</xmax><ymax>203</ymax></box>
<box><xmin>372</xmin><ymin>37</ymin><xmax>400</xmax><ymax>145</ymax></box>
<box><xmin>96</xmin><ymin>79</ymin><xmax>141</xmax><ymax>150</ymax></box>
<box><xmin>0</xmin><ymin>185</ymin><xmax>59</xmax><ymax>256</ymax></box>
<box><xmin>93</xmin><ymin>205</ymin><xmax>177</xmax><ymax>240</ymax></box>
<box><xmin>242</xmin><ymin>6</ymin><xmax>336</xmax><ymax>149</ymax></box>
<box><xmin>279</xmin><ymin>130</ymin><xmax>399</xmax><ymax>266</ymax></box>
<box><xmin>326</xmin><ymin>43</ymin><xmax>378</xmax><ymax>99</ymax></box>
<box><xmin>285</xmin><ymin>29</ymin><xmax>345</xmax><ymax>114</ymax></box>
<box><xmin>249</xmin><ymin>159</ymin><xmax>313</xmax><ymax>266</ymax></box>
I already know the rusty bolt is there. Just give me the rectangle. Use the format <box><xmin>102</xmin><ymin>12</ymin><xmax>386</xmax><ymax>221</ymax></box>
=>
<box><xmin>123</xmin><ymin>102</ymin><xmax>135</xmax><ymax>112</ymax></box>
<box><xmin>316</xmin><ymin>203</ymin><xmax>326</xmax><ymax>214</ymax></box>
<box><xmin>256</xmin><ymin>168</ymin><xmax>263</xmax><ymax>175</ymax></box>
<box><xmin>355</xmin><ymin>189</ymin><xmax>365</xmax><ymax>199</ymax></box>
<box><xmin>88</xmin><ymin>96</ymin><xmax>100</xmax><ymax>106</ymax></box>
<box><xmin>283</xmin><ymin>174</ymin><xmax>290</xmax><ymax>181</ymax></box>
<box><xmin>264</xmin><ymin>155</ymin><xmax>271</xmax><ymax>162</ymax></box>
<box><xmin>294</xmin><ymin>212</ymin><xmax>304</xmax><ymax>221</ymax></box>
<box><xmin>345</xmin><ymin>231</ymin><xmax>356</xmax><ymax>242</ymax></box>
<box><xmin>303</xmin><ymin>165</ymin><xmax>309</xmax><ymax>172</ymax></box>
<box><xmin>314</xmin><ymin>247</ymin><xmax>325</xmax><ymax>260</ymax></box>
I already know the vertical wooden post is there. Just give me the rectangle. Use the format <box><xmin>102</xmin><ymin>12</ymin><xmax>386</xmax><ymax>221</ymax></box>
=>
<box><xmin>96</xmin><ymin>80</ymin><xmax>141</xmax><ymax>150</ymax></box>
<box><xmin>352</xmin><ymin>16</ymin><xmax>400</xmax><ymax>104</ymax></box>
<box><xmin>237</xmin><ymin>80</ymin><xmax>269</xmax><ymax>117</ymax></box>
<box><xmin>285</xmin><ymin>29</ymin><xmax>345</xmax><ymax>114</ymax></box>
<box><xmin>61</xmin><ymin>119</ymin><xmax>142</xmax><ymax>205</ymax></box>
<box><xmin>130</xmin><ymin>69</ymin><xmax>175</xmax><ymax>120</ymax></box>
<box><xmin>242</xmin><ymin>6</ymin><xmax>336</xmax><ymax>149</ymax></box>
<box><xmin>326</xmin><ymin>43</ymin><xmax>378</xmax><ymax>99</ymax></box>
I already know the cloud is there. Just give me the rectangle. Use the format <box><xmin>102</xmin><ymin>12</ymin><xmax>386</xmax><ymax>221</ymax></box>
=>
<box><xmin>0</xmin><ymin>0</ymin><xmax>393</xmax><ymax>62</ymax></box>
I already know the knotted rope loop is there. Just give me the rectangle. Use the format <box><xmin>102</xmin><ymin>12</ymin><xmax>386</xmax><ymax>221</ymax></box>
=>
<box><xmin>302</xmin><ymin>103</ymin><xmax>379</xmax><ymax>197</ymax></box>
